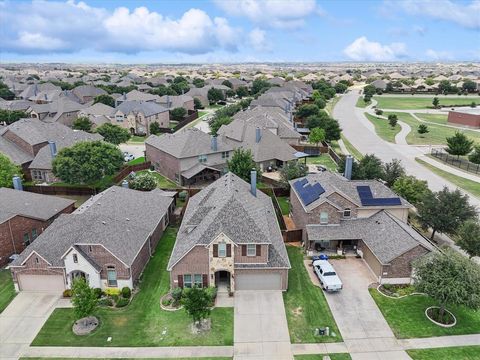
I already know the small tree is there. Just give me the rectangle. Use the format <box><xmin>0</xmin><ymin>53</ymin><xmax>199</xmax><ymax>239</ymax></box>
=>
<box><xmin>392</xmin><ymin>175</ymin><xmax>431</xmax><ymax>206</ymax></box>
<box><xmin>432</xmin><ymin>96</ymin><xmax>440</xmax><ymax>108</ymax></box>
<box><xmin>129</xmin><ymin>172</ymin><xmax>157</xmax><ymax>191</ymax></box>
<box><xmin>308</xmin><ymin>127</ymin><xmax>326</xmax><ymax>147</ymax></box>
<box><xmin>207</xmin><ymin>88</ymin><xmax>224</xmax><ymax>104</ymax></box>
<box><xmin>387</xmin><ymin>114</ymin><xmax>398</xmax><ymax>128</ymax></box>
<box><xmin>468</xmin><ymin>145</ymin><xmax>480</xmax><ymax>164</ymax></box>
<box><xmin>314</xmin><ymin>97</ymin><xmax>326</xmax><ymax>109</ymax></box>
<box><xmin>280</xmin><ymin>161</ymin><xmax>308</xmax><ymax>187</ymax></box>
<box><xmin>170</xmin><ymin>107</ymin><xmax>187</xmax><ymax>121</ymax></box>
<box><xmin>375</xmin><ymin>109</ymin><xmax>383</xmax><ymax>116</ymax></box>
<box><xmin>382</xmin><ymin>159</ymin><xmax>405</xmax><ymax>187</ymax></box>
<box><xmin>417</xmin><ymin>187</ymin><xmax>477</xmax><ymax>239</ymax></box>
<box><xmin>222</xmin><ymin>80</ymin><xmax>233</xmax><ymax>89</ymax></box>
<box><xmin>71</xmin><ymin>278</ymin><xmax>97</xmax><ymax>322</ymax></box>
<box><xmin>417</xmin><ymin>124</ymin><xmax>429</xmax><ymax>137</ymax></box>
<box><xmin>227</xmin><ymin>148</ymin><xmax>260</xmax><ymax>183</ymax></box>
<box><xmin>150</xmin><ymin>121</ymin><xmax>162</xmax><ymax>135</ymax></box>
<box><xmin>0</xmin><ymin>153</ymin><xmax>22</xmax><ymax>188</ymax></box>
<box><xmin>72</xmin><ymin>117</ymin><xmax>93</xmax><ymax>132</ymax></box>
<box><xmin>236</xmin><ymin>86</ymin><xmax>249</xmax><ymax>98</ymax></box>
<box><xmin>209</xmin><ymin>116</ymin><xmax>232</xmax><ymax>136</ymax></box>
<box><xmin>0</xmin><ymin>109</ymin><xmax>28</xmax><ymax>125</ymax></box>
<box><xmin>470</xmin><ymin>101</ymin><xmax>477</xmax><ymax>108</ymax></box>
<box><xmin>93</xmin><ymin>94</ymin><xmax>115</xmax><ymax>107</ymax></box>
<box><xmin>445</xmin><ymin>132</ymin><xmax>474</xmax><ymax>159</ymax></box>
<box><xmin>296</xmin><ymin>104</ymin><xmax>319</xmax><ymax>119</ymax></box>
<box><xmin>455</xmin><ymin>220</ymin><xmax>480</xmax><ymax>259</ymax></box>
<box><xmin>182</xmin><ymin>287</ymin><xmax>211</xmax><ymax>327</ymax></box>
<box><xmin>96</xmin><ymin>123</ymin><xmax>131</xmax><ymax>145</ymax></box>
<box><xmin>414</xmin><ymin>249</ymin><xmax>480</xmax><ymax>324</ymax></box>
<box><xmin>193</xmin><ymin>98</ymin><xmax>204</xmax><ymax>110</ymax></box>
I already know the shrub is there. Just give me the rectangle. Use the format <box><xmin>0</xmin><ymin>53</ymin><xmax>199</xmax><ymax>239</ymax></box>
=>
<box><xmin>171</xmin><ymin>287</ymin><xmax>183</xmax><ymax>304</ymax></box>
<box><xmin>63</xmin><ymin>289</ymin><xmax>72</xmax><ymax>298</ymax></box>
<box><xmin>375</xmin><ymin>109</ymin><xmax>383</xmax><ymax>115</ymax></box>
<box><xmin>111</xmin><ymin>294</ymin><xmax>119</xmax><ymax>303</ymax></box>
<box><xmin>115</xmin><ymin>297</ymin><xmax>129</xmax><ymax>308</ymax></box>
<box><xmin>205</xmin><ymin>286</ymin><xmax>217</xmax><ymax>305</ymax></box>
<box><xmin>162</xmin><ymin>298</ymin><xmax>172</xmax><ymax>306</ymax></box>
<box><xmin>98</xmin><ymin>298</ymin><xmax>113</xmax><ymax>307</ymax></box>
<box><xmin>104</xmin><ymin>288</ymin><xmax>121</xmax><ymax>297</ymax></box>
<box><xmin>121</xmin><ymin>287</ymin><xmax>131</xmax><ymax>299</ymax></box>
<box><xmin>93</xmin><ymin>288</ymin><xmax>103</xmax><ymax>299</ymax></box>
<box><xmin>129</xmin><ymin>172</ymin><xmax>157</xmax><ymax>191</ymax></box>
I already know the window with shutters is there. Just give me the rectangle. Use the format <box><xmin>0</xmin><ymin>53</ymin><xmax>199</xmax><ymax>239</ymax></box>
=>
<box><xmin>218</xmin><ymin>243</ymin><xmax>227</xmax><ymax>257</ymax></box>
<box><xmin>107</xmin><ymin>266</ymin><xmax>117</xmax><ymax>287</ymax></box>
<box><xmin>194</xmin><ymin>274</ymin><xmax>202</xmax><ymax>288</ymax></box>
<box><xmin>184</xmin><ymin>274</ymin><xmax>192</xmax><ymax>288</ymax></box>
<box><xmin>247</xmin><ymin>244</ymin><xmax>256</xmax><ymax>256</ymax></box>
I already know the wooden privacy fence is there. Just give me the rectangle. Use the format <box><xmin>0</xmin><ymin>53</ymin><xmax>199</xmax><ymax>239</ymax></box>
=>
<box><xmin>23</xmin><ymin>185</ymin><xmax>96</xmax><ymax>196</ymax></box>
<box><xmin>282</xmin><ymin>229</ymin><xmax>303</xmax><ymax>243</ymax></box>
<box><xmin>113</xmin><ymin>161</ymin><xmax>152</xmax><ymax>182</ymax></box>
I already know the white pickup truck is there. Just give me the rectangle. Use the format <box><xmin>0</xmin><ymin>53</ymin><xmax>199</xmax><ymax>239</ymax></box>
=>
<box><xmin>313</xmin><ymin>260</ymin><xmax>343</xmax><ymax>292</ymax></box>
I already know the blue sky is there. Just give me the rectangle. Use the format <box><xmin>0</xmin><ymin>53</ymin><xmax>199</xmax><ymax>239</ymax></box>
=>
<box><xmin>0</xmin><ymin>0</ymin><xmax>479</xmax><ymax>63</ymax></box>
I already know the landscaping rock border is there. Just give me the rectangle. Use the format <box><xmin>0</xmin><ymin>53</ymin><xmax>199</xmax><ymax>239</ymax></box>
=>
<box><xmin>159</xmin><ymin>293</ymin><xmax>183</xmax><ymax>312</ymax></box>
<box><xmin>375</xmin><ymin>283</ymin><xmax>425</xmax><ymax>299</ymax></box>
<box><xmin>72</xmin><ymin>316</ymin><xmax>99</xmax><ymax>335</ymax></box>
<box><xmin>425</xmin><ymin>306</ymin><xmax>457</xmax><ymax>328</ymax></box>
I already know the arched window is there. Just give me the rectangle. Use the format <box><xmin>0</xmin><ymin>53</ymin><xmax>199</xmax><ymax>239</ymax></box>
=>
<box><xmin>343</xmin><ymin>208</ymin><xmax>351</xmax><ymax>218</ymax></box>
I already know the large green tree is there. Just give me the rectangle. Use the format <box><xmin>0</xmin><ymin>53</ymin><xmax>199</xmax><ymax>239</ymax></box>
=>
<box><xmin>382</xmin><ymin>159</ymin><xmax>405</xmax><ymax>187</ymax></box>
<box><xmin>251</xmin><ymin>79</ymin><xmax>271</xmax><ymax>95</ymax></box>
<box><xmin>93</xmin><ymin>94</ymin><xmax>115</xmax><ymax>107</ymax></box>
<box><xmin>308</xmin><ymin>127</ymin><xmax>326</xmax><ymax>147</ymax></box>
<box><xmin>417</xmin><ymin>187</ymin><xmax>477</xmax><ymax>239</ymax></box>
<box><xmin>0</xmin><ymin>109</ymin><xmax>28</xmax><ymax>125</ymax></box>
<box><xmin>71</xmin><ymin>278</ymin><xmax>98</xmax><ymax>322</ymax></box>
<box><xmin>52</xmin><ymin>141</ymin><xmax>124</xmax><ymax>185</ymax></box>
<box><xmin>446</xmin><ymin>132</ymin><xmax>474</xmax><ymax>158</ymax></box>
<box><xmin>236</xmin><ymin>86</ymin><xmax>249</xmax><ymax>98</ymax></box>
<box><xmin>392</xmin><ymin>175</ymin><xmax>431</xmax><ymax>206</ymax></box>
<box><xmin>306</xmin><ymin>112</ymin><xmax>341</xmax><ymax>142</ymax></box>
<box><xmin>356</xmin><ymin>154</ymin><xmax>384</xmax><ymax>180</ymax></box>
<box><xmin>72</xmin><ymin>117</ymin><xmax>93</xmax><ymax>132</ymax></box>
<box><xmin>296</xmin><ymin>104</ymin><xmax>319</xmax><ymax>119</ymax></box>
<box><xmin>170</xmin><ymin>107</ymin><xmax>187</xmax><ymax>121</ymax></box>
<box><xmin>227</xmin><ymin>148</ymin><xmax>260</xmax><ymax>183</ymax></box>
<box><xmin>207</xmin><ymin>88</ymin><xmax>224</xmax><ymax>104</ymax></box>
<box><xmin>209</xmin><ymin>116</ymin><xmax>232</xmax><ymax>136</ymax></box>
<box><xmin>0</xmin><ymin>153</ymin><xmax>22</xmax><ymax>188</ymax></box>
<box><xmin>95</xmin><ymin>123</ymin><xmax>131</xmax><ymax>145</ymax></box>
<box><xmin>280</xmin><ymin>161</ymin><xmax>308</xmax><ymax>187</ymax></box>
<box><xmin>414</xmin><ymin>249</ymin><xmax>480</xmax><ymax>324</ymax></box>
<box><xmin>468</xmin><ymin>145</ymin><xmax>480</xmax><ymax>164</ymax></box>
<box><xmin>455</xmin><ymin>220</ymin><xmax>480</xmax><ymax>259</ymax></box>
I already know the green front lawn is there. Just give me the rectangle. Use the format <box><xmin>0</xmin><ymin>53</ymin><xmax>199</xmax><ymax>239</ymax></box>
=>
<box><xmin>383</xmin><ymin>112</ymin><xmax>480</xmax><ymax>146</ymax></box>
<box><xmin>374</xmin><ymin>96</ymin><xmax>476</xmax><ymax>110</ymax></box>
<box><xmin>415</xmin><ymin>158</ymin><xmax>480</xmax><ymax>198</ymax></box>
<box><xmin>0</xmin><ymin>269</ymin><xmax>16</xmax><ymax>313</ymax></box>
<box><xmin>306</xmin><ymin>154</ymin><xmax>338</xmax><ymax>172</ymax></box>
<box><xmin>283</xmin><ymin>246</ymin><xmax>341</xmax><ymax>343</ymax></box>
<box><xmin>413</xmin><ymin>113</ymin><xmax>449</xmax><ymax>125</ymax></box>
<box><xmin>136</xmin><ymin>170</ymin><xmax>178</xmax><ymax>189</ymax></box>
<box><xmin>32</xmin><ymin>228</ymin><xmax>234</xmax><ymax>347</ymax></box>
<box><xmin>407</xmin><ymin>346</ymin><xmax>480</xmax><ymax>360</ymax></box>
<box><xmin>364</xmin><ymin>113</ymin><xmax>401</xmax><ymax>143</ymax></box>
<box><xmin>356</xmin><ymin>97</ymin><xmax>371</xmax><ymax>108</ymax></box>
<box><xmin>276</xmin><ymin>196</ymin><xmax>290</xmax><ymax>216</ymax></box>
<box><xmin>126</xmin><ymin>156</ymin><xmax>145</xmax><ymax>165</ymax></box>
<box><xmin>295</xmin><ymin>354</ymin><xmax>351</xmax><ymax>360</ymax></box>
<box><xmin>128</xmin><ymin>135</ymin><xmax>146</xmax><ymax>143</ymax></box>
<box><xmin>198</xmin><ymin>111</ymin><xmax>208</xmax><ymax>118</ymax></box>
<box><xmin>370</xmin><ymin>289</ymin><xmax>480</xmax><ymax>339</ymax></box>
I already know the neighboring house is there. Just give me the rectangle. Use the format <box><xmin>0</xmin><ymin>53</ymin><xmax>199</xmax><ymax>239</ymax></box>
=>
<box><xmin>115</xmin><ymin>90</ymin><xmax>160</xmax><ymax>106</ymax></box>
<box><xmin>158</xmin><ymin>95</ymin><xmax>195</xmax><ymax>112</ymax></box>
<box><xmin>0</xmin><ymin>99</ymin><xmax>33</xmax><ymax>112</ymax></box>
<box><xmin>114</xmin><ymin>100</ymin><xmax>169</xmax><ymax>135</ymax></box>
<box><xmin>77</xmin><ymin>102</ymin><xmax>115</xmax><ymax>128</ymax></box>
<box><xmin>167</xmin><ymin>172</ymin><xmax>290</xmax><ymax>291</ymax></box>
<box><xmin>71</xmin><ymin>85</ymin><xmax>107</xmax><ymax>104</ymax></box>
<box><xmin>19</xmin><ymin>83</ymin><xmax>61</xmax><ymax>100</ymax></box>
<box><xmin>186</xmin><ymin>85</ymin><xmax>230</xmax><ymax>108</ymax></box>
<box><xmin>0</xmin><ymin>188</ymin><xmax>75</xmax><ymax>267</ymax></box>
<box><xmin>218</xmin><ymin>119</ymin><xmax>299</xmax><ymax>171</ymax></box>
<box><xmin>145</xmin><ymin>127</ymin><xmax>233</xmax><ymax>186</ymax></box>
<box><xmin>0</xmin><ymin>118</ymin><xmax>102</xmax><ymax>182</ymax></box>
<box><xmin>289</xmin><ymin>171</ymin><xmax>432</xmax><ymax>284</ymax></box>
<box><xmin>371</xmin><ymin>79</ymin><xmax>387</xmax><ymax>90</ymax></box>
<box><xmin>27</xmin><ymin>97</ymin><xmax>86</xmax><ymax>127</ymax></box>
<box><xmin>10</xmin><ymin>186</ymin><xmax>175</xmax><ymax>292</ymax></box>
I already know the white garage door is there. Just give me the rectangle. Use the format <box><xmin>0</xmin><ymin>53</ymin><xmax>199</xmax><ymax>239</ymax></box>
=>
<box><xmin>18</xmin><ymin>274</ymin><xmax>65</xmax><ymax>292</ymax></box>
<box><xmin>235</xmin><ymin>272</ymin><xmax>282</xmax><ymax>290</ymax></box>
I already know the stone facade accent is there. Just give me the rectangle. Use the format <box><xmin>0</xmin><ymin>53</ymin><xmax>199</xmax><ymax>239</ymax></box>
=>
<box><xmin>208</xmin><ymin>233</ymin><xmax>235</xmax><ymax>289</ymax></box>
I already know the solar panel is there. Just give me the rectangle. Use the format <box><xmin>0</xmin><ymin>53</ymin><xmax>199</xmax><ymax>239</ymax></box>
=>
<box><xmin>356</xmin><ymin>185</ymin><xmax>373</xmax><ymax>199</ymax></box>
<box><xmin>356</xmin><ymin>185</ymin><xmax>402</xmax><ymax>207</ymax></box>
<box><xmin>294</xmin><ymin>179</ymin><xmax>326</xmax><ymax>206</ymax></box>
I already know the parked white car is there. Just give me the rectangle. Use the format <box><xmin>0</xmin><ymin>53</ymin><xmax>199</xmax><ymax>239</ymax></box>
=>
<box><xmin>313</xmin><ymin>260</ymin><xmax>343</xmax><ymax>292</ymax></box>
<box><xmin>123</xmin><ymin>152</ymin><xmax>135</xmax><ymax>162</ymax></box>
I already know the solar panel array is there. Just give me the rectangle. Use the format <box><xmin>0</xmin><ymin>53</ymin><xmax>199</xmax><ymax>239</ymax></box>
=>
<box><xmin>356</xmin><ymin>185</ymin><xmax>402</xmax><ymax>206</ymax></box>
<box><xmin>293</xmin><ymin>179</ymin><xmax>326</xmax><ymax>206</ymax></box>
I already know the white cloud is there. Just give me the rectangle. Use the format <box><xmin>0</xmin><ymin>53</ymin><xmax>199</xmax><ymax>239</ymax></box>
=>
<box><xmin>249</xmin><ymin>28</ymin><xmax>270</xmax><ymax>52</ymax></box>
<box><xmin>425</xmin><ymin>49</ymin><xmax>453</xmax><ymax>60</ymax></box>
<box><xmin>213</xmin><ymin>0</ymin><xmax>321</xmax><ymax>29</ymax></box>
<box><xmin>343</xmin><ymin>37</ymin><xmax>407</xmax><ymax>61</ymax></box>
<box><xmin>0</xmin><ymin>0</ymin><xmax>240</xmax><ymax>54</ymax></box>
<box><xmin>386</xmin><ymin>0</ymin><xmax>480</xmax><ymax>30</ymax></box>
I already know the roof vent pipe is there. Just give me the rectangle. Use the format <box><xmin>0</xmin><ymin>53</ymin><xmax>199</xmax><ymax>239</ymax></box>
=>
<box><xmin>255</xmin><ymin>127</ymin><xmax>262</xmax><ymax>143</ymax></box>
<box><xmin>211</xmin><ymin>135</ymin><xmax>218</xmax><ymax>151</ymax></box>
<box><xmin>48</xmin><ymin>141</ymin><xmax>57</xmax><ymax>158</ymax></box>
<box><xmin>12</xmin><ymin>176</ymin><xmax>23</xmax><ymax>191</ymax></box>
<box><xmin>122</xmin><ymin>180</ymin><xmax>129</xmax><ymax>188</ymax></box>
<box><xmin>344</xmin><ymin>155</ymin><xmax>353</xmax><ymax>180</ymax></box>
<box><xmin>250</xmin><ymin>169</ymin><xmax>257</xmax><ymax>197</ymax></box>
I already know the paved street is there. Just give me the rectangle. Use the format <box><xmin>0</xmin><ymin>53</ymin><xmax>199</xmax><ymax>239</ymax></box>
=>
<box><xmin>333</xmin><ymin>91</ymin><xmax>480</xmax><ymax>209</ymax></box>
<box><xmin>234</xmin><ymin>291</ymin><xmax>293</xmax><ymax>360</ymax></box>
<box><xmin>0</xmin><ymin>292</ymin><xmax>60</xmax><ymax>360</ymax></box>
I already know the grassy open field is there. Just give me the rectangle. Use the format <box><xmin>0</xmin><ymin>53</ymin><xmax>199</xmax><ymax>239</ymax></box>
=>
<box><xmin>283</xmin><ymin>246</ymin><xmax>341</xmax><ymax>343</ymax></box>
<box><xmin>383</xmin><ymin>112</ymin><xmax>480</xmax><ymax>146</ymax></box>
<box><xmin>370</xmin><ymin>289</ymin><xmax>480</xmax><ymax>339</ymax></box>
<box><xmin>355</xmin><ymin>97</ymin><xmax>371</xmax><ymax>108</ymax></box>
<box><xmin>0</xmin><ymin>269</ymin><xmax>16</xmax><ymax>313</ymax></box>
<box><xmin>373</xmin><ymin>96</ymin><xmax>477</xmax><ymax>110</ymax></box>
<box><xmin>364</xmin><ymin>113</ymin><xmax>401</xmax><ymax>143</ymax></box>
<box><xmin>32</xmin><ymin>228</ymin><xmax>233</xmax><ymax>347</ymax></box>
<box><xmin>415</xmin><ymin>158</ymin><xmax>480</xmax><ymax>198</ymax></box>
<box><xmin>413</xmin><ymin>113</ymin><xmax>449</xmax><ymax>125</ymax></box>
<box><xmin>407</xmin><ymin>346</ymin><xmax>480</xmax><ymax>360</ymax></box>
<box><xmin>306</xmin><ymin>154</ymin><xmax>338</xmax><ymax>171</ymax></box>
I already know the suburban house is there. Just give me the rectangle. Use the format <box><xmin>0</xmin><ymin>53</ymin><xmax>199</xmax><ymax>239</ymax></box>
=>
<box><xmin>114</xmin><ymin>100</ymin><xmax>169</xmax><ymax>135</ymax></box>
<box><xmin>19</xmin><ymin>83</ymin><xmax>61</xmax><ymax>100</ymax></box>
<box><xmin>289</xmin><ymin>171</ymin><xmax>433</xmax><ymax>284</ymax></box>
<box><xmin>0</xmin><ymin>118</ymin><xmax>102</xmax><ymax>182</ymax></box>
<box><xmin>10</xmin><ymin>186</ymin><xmax>175</xmax><ymax>292</ymax></box>
<box><xmin>27</xmin><ymin>97</ymin><xmax>86</xmax><ymax>127</ymax></box>
<box><xmin>167</xmin><ymin>172</ymin><xmax>291</xmax><ymax>291</ymax></box>
<box><xmin>71</xmin><ymin>85</ymin><xmax>107</xmax><ymax>104</ymax></box>
<box><xmin>186</xmin><ymin>85</ymin><xmax>230</xmax><ymax>108</ymax></box>
<box><xmin>77</xmin><ymin>102</ymin><xmax>114</xmax><ymax>128</ymax></box>
<box><xmin>218</xmin><ymin>119</ymin><xmax>299</xmax><ymax>171</ymax></box>
<box><xmin>158</xmin><ymin>94</ymin><xmax>195</xmax><ymax>112</ymax></box>
<box><xmin>0</xmin><ymin>188</ymin><xmax>75</xmax><ymax>267</ymax></box>
<box><xmin>145</xmin><ymin>127</ymin><xmax>233</xmax><ymax>186</ymax></box>
<box><xmin>115</xmin><ymin>90</ymin><xmax>160</xmax><ymax>106</ymax></box>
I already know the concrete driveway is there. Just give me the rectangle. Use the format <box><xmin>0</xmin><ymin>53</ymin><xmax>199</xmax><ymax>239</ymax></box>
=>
<box><xmin>0</xmin><ymin>292</ymin><xmax>60</xmax><ymax>360</ymax></box>
<box><xmin>119</xmin><ymin>143</ymin><xmax>145</xmax><ymax>159</ymax></box>
<box><xmin>234</xmin><ymin>291</ymin><xmax>293</xmax><ymax>360</ymax></box>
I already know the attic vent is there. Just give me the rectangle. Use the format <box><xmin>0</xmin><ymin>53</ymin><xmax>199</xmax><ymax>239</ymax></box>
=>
<box><xmin>102</xmin><ymin>221</ymin><xmax>106</xmax><ymax>225</ymax></box>
<box><xmin>126</xmin><ymin>218</ymin><xmax>130</xmax><ymax>221</ymax></box>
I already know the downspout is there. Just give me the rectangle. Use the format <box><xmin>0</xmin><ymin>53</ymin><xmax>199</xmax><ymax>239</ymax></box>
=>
<box><xmin>8</xmin><ymin>219</ymin><xmax>17</xmax><ymax>255</ymax></box>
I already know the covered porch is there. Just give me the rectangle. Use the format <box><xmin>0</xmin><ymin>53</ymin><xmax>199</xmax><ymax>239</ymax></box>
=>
<box><xmin>181</xmin><ymin>163</ymin><xmax>222</xmax><ymax>186</ymax></box>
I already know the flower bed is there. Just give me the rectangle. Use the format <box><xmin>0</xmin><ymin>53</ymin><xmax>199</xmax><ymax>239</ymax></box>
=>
<box><xmin>425</xmin><ymin>306</ymin><xmax>457</xmax><ymax>328</ymax></box>
<box><xmin>377</xmin><ymin>284</ymin><xmax>418</xmax><ymax>298</ymax></box>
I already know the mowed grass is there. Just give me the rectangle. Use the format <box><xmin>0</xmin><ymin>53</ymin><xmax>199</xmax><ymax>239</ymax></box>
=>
<box><xmin>306</xmin><ymin>154</ymin><xmax>338</xmax><ymax>171</ymax></box>
<box><xmin>283</xmin><ymin>246</ymin><xmax>341</xmax><ymax>343</ymax></box>
<box><xmin>127</xmin><ymin>135</ymin><xmax>146</xmax><ymax>143</ymax></box>
<box><xmin>383</xmin><ymin>112</ymin><xmax>480</xmax><ymax>146</ymax></box>
<box><xmin>355</xmin><ymin>97</ymin><xmax>371</xmax><ymax>108</ymax></box>
<box><xmin>415</xmin><ymin>158</ymin><xmax>480</xmax><ymax>198</ymax></box>
<box><xmin>373</xmin><ymin>96</ymin><xmax>476</xmax><ymax>110</ymax></box>
<box><xmin>126</xmin><ymin>156</ymin><xmax>145</xmax><ymax>165</ymax></box>
<box><xmin>414</xmin><ymin>113</ymin><xmax>449</xmax><ymax>125</ymax></box>
<box><xmin>364</xmin><ymin>113</ymin><xmax>401</xmax><ymax>143</ymax></box>
<box><xmin>198</xmin><ymin>110</ymin><xmax>208</xmax><ymax>118</ymax></box>
<box><xmin>407</xmin><ymin>346</ymin><xmax>480</xmax><ymax>360</ymax></box>
<box><xmin>0</xmin><ymin>269</ymin><xmax>16</xmax><ymax>313</ymax></box>
<box><xmin>32</xmin><ymin>228</ymin><xmax>234</xmax><ymax>347</ymax></box>
<box><xmin>325</xmin><ymin>96</ymin><xmax>341</xmax><ymax>115</ymax></box>
<box><xmin>295</xmin><ymin>354</ymin><xmax>352</xmax><ymax>360</ymax></box>
<box><xmin>370</xmin><ymin>289</ymin><xmax>480</xmax><ymax>339</ymax></box>
<box><xmin>276</xmin><ymin>196</ymin><xmax>290</xmax><ymax>215</ymax></box>
<box><xmin>135</xmin><ymin>170</ymin><xmax>178</xmax><ymax>189</ymax></box>
<box><xmin>341</xmin><ymin>134</ymin><xmax>364</xmax><ymax>160</ymax></box>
